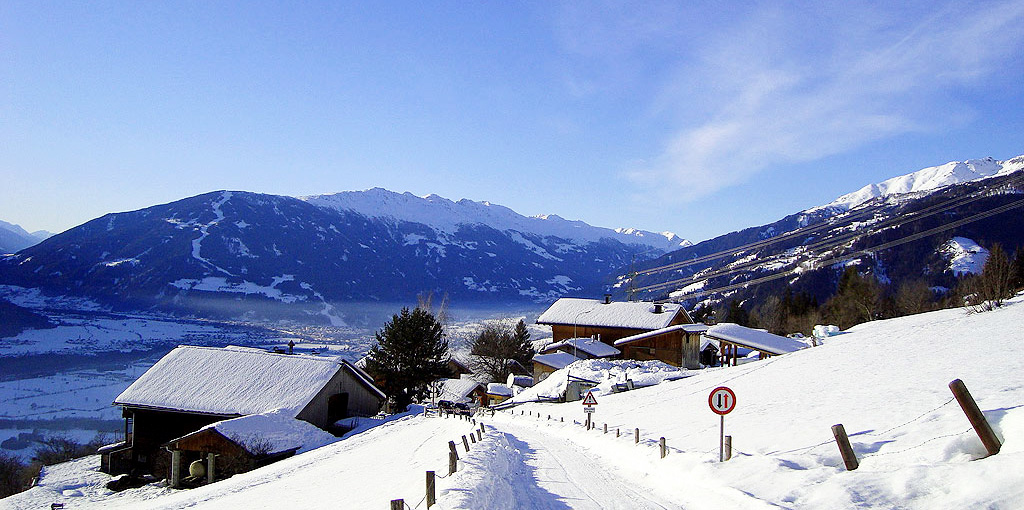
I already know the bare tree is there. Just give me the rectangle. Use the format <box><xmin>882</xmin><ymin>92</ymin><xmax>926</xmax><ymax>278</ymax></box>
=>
<box><xmin>963</xmin><ymin>243</ymin><xmax>1015</xmax><ymax>312</ymax></box>
<box><xmin>469</xmin><ymin>319</ymin><xmax>534</xmax><ymax>382</ymax></box>
<box><xmin>894</xmin><ymin>279</ymin><xmax>935</xmax><ymax>316</ymax></box>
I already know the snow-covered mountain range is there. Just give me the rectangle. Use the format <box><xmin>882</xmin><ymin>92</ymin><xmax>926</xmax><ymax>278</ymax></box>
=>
<box><xmin>301</xmin><ymin>188</ymin><xmax>689</xmax><ymax>252</ymax></box>
<box><xmin>812</xmin><ymin>155</ymin><xmax>1024</xmax><ymax>212</ymax></box>
<box><xmin>0</xmin><ymin>191</ymin><xmax>680</xmax><ymax>322</ymax></box>
<box><xmin>0</xmin><ymin>220</ymin><xmax>51</xmax><ymax>254</ymax></box>
<box><xmin>623</xmin><ymin>155</ymin><xmax>1024</xmax><ymax>307</ymax></box>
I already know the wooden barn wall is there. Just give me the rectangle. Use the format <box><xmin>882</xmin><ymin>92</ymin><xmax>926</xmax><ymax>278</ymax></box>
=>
<box><xmin>297</xmin><ymin>367</ymin><xmax>383</xmax><ymax>428</ymax></box>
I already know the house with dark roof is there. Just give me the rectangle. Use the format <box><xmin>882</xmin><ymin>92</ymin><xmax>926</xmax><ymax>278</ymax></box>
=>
<box><xmin>100</xmin><ymin>345</ymin><xmax>385</xmax><ymax>477</ymax></box>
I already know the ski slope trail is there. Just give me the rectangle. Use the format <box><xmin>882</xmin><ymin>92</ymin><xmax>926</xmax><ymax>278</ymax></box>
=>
<box><xmin>495</xmin><ymin>421</ymin><xmax>677</xmax><ymax>509</ymax></box>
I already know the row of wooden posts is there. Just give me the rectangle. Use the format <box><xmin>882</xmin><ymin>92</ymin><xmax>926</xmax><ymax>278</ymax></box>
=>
<box><xmin>389</xmin><ymin>412</ymin><xmax>486</xmax><ymax>510</ymax></box>
<box><xmin>512</xmin><ymin>378</ymin><xmax>997</xmax><ymax>470</ymax></box>
<box><xmin>515</xmin><ymin>408</ymin><xmax>700</xmax><ymax>461</ymax></box>
<box><xmin>388</xmin><ymin>378</ymin><xmax>999</xmax><ymax>507</ymax></box>
<box><xmin>831</xmin><ymin>379</ymin><xmax>1002</xmax><ymax>470</ymax></box>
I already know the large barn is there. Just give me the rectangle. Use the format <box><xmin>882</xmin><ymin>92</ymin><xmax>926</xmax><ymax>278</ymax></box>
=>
<box><xmin>100</xmin><ymin>345</ymin><xmax>385</xmax><ymax>478</ymax></box>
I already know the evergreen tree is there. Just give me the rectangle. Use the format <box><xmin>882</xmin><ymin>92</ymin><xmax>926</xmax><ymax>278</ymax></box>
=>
<box><xmin>1012</xmin><ymin>247</ymin><xmax>1024</xmax><ymax>291</ymax></box>
<box><xmin>364</xmin><ymin>307</ymin><xmax>450</xmax><ymax>412</ymax></box>
<box><xmin>723</xmin><ymin>299</ymin><xmax>750</xmax><ymax>326</ymax></box>
<box><xmin>825</xmin><ymin>266</ymin><xmax>882</xmax><ymax>329</ymax></box>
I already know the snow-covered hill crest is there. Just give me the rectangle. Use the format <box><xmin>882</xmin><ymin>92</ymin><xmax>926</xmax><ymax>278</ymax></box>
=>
<box><xmin>813</xmin><ymin>155</ymin><xmax>1024</xmax><ymax>213</ymax></box>
<box><xmin>301</xmin><ymin>188</ymin><xmax>689</xmax><ymax>252</ymax></box>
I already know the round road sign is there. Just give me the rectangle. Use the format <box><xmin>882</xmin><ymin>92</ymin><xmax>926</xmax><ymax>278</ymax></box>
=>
<box><xmin>709</xmin><ymin>386</ymin><xmax>736</xmax><ymax>415</ymax></box>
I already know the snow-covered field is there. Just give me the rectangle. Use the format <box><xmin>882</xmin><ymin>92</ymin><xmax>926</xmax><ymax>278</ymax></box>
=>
<box><xmin>4</xmin><ymin>295</ymin><xmax>1024</xmax><ymax>509</ymax></box>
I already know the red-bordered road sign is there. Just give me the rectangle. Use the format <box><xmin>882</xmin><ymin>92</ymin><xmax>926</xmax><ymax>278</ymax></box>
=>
<box><xmin>581</xmin><ymin>391</ymin><xmax>598</xmax><ymax>406</ymax></box>
<box><xmin>709</xmin><ymin>386</ymin><xmax>736</xmax><ymax>415</ymax></box>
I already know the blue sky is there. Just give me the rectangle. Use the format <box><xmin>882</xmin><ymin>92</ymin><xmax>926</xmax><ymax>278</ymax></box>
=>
<box><xmin>3</xmin><ymin>1</ymin><xmax>1023</xmax><ymax>243</ymax></box>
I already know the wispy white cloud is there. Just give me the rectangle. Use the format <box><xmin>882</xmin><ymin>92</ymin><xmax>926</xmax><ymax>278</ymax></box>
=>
<box><xmin>564</xmin><ymin>1</ymin><xmax>1024</xmax><ymax>202</ymax></box>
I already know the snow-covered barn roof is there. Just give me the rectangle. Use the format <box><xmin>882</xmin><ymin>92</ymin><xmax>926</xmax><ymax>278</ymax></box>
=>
<box><xmin>613</xmin><ymin>324</ymin><xmax>709</xmax><ymax>347</ymax></box>
<box><xmin>544</xmin><ymin>337</ymin><xmax>621</xmax><ymax>358</ymax></box>
<box><xmin>486</xmin><ymin>383</ymin><xmax>512</xmax><ymax>397</ymax></box>
<box><xmin>115</xmin><ymin>346</ymin><xmax>361</xmax><ymax>417</ymax></box>
<box><xmin>175</xmin><ymin>410</ymin><xmax>338</xmax><ymax>455</ymax></box>
<box><xmin>537</xmin><ymin>298</ymin><xmax>688</xmax><ymax>330</ymax></box>
<box><xmin>532</xmin><ymin>352</ymin><xmax>579</xmax><ymax>370</ymax></box>
<box><xmin>436</xmin><ymin>378</ymin><xmax>485</xmax><ymax>403</ymax></box>
<box><xmin>704</xmin><ymin>323</ymin><xmax>806</xmax><ymax>355</ymax></box>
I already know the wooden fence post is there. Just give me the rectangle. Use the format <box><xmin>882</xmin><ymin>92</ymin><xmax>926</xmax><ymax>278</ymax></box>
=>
<box><xmin>449</xmin><ymin>450</ymin><xmax>457</xmax><ymax>475</ymax></box>
<box><xmin>470</xmin><ymin>432</ymin><xmax>477</xmax><ymax>443</ymax></box>
<box><xmin>426</xmin><ymin>471</ymin><xmax>436</xmax><ymax>508</ymax></box>
<box><xmin>659</xmin><ymin>437</ymin><xmax>667</xmax><ymax>458</ymax></box>
<box><xmin>723</xmin><ymin>436</ymin><xmax>732</xmax><ymax>461</ymax></box>
<box><xmin>616</xmin><ymin>428</ymin><xmax>620</xmax><ymax>438</ymax></box>
<box><xmin>949</xmin><ymin>378</ymin><xmax>1001</xmax><ymax>456</ymax></box>
<box><xmin>448</xmin><ymin>440</ymin><xmax>459</xmax><ymax>461</ymax></box>
<box><xmin>390</xmin><ymin>499</ymin><xmax>403</xmax><ymax>510</ymax></box>
<box><xmin>832</xmin><ymin>424</ymin><xmax>859</xmax><ymax>471</ymax></box>
<box><xmin>476</xmin><ymin>429</ymin><xmax>482</xmax><ymax>442</ymax></box>
<box><xmin>462</xmin><ymin>435</ymin><xmax>470</xmax><ymax>452</ymax></box>
<box><xmin>603</xmin><ymin>423</ymin><xmax>607</xmax><ymax>434</ymax></box>
<box><xmin>635</xmin><ymin>428</ymin><xmax>640</xmax><ymax>444</ymax></box>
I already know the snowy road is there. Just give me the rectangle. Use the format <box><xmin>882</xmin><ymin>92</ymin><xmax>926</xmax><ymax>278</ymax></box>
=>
<box><xmin>484</xmin><ymin>421</ymin><xmax>680</xmax><ymax>509</ymax></box>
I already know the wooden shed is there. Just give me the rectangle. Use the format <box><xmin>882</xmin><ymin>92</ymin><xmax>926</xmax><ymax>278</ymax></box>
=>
<box><xmin>613</xmin><ymin>324</ymin><xmax>708</xmax><ymax>369</ymax></box>
<box><xmin>703</xmin><ymin>323</ymin><xmax>807</xmax><ymax>366</ymax></box>
<box><xmin>161</xmin><ymin>411</ymin><xmax>336</xmax><ymax>487</ymax></box>
<box><xmin>102</xmin><ymin>345</ymin><xmax>385</xmax><ymax>478</ymax></box>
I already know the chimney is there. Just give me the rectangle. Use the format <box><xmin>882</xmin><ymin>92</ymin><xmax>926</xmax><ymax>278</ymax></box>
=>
<box><xmin>654</xmin><ymin>303</ymin><xmax>664</xmax><ymax>314</ymax></box>
<box><xmin>604</xmin><ymin>294</ymin><xmax>611</xmax><ymax>304</ymax></box>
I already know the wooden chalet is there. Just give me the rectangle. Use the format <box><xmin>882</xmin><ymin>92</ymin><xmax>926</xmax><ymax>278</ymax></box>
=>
<box><xmin>101</xmin><ymin>345</ymin><xmax>385</xmax><ymax>478</ymax></box>
<box><xmin>613</xmin><ymin>324</ymin><xmax>708</xmax><ymax>369</ymax></box>
<box><xmin>536</xmin><ymin>296</ymin><xmax>693</xmax><ymax>347</ymax></box>
<box><xmin>703</xmin><ymin>323</ymin><xmax>807</xmax><ymax>366</ymax></box>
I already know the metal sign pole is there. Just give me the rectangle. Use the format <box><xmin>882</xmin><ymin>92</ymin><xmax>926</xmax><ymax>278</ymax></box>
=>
<box><xmin>719</xmin><ymin>415</ymin><xmax>725</xmax><ymax>462</ymax></box>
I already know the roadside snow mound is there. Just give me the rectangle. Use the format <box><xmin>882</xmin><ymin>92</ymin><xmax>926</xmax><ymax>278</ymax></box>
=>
<box><xmin>510</xmin><ymin>359</ymin><xmax>686</xmax><ymax>403</ymax></box>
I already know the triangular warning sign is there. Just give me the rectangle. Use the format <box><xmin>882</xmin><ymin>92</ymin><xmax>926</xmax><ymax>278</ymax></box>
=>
<box><xmin>581</xmin><ymin>391</ymin><xmax>598</xmax><ymax>405</ymax></box>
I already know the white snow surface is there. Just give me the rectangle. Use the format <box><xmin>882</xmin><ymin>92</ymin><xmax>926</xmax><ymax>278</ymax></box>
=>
<box><xmin>940</xmin><ymin>236</ymin><xmax>989</xmax><ymax>275</ymax></box>
<box><xmin>537</xmin><ymin>298</ymin><xmax>685</xmax><ymax>330</ymax></box>
<box><xmin>114</xmin><ymin>346</ymin><xmax>345</xmax><ymax>417</ymax></box>
<box><xmin>811</xmin><ymin>155</ymin><xmax>1024</xmax><ymax>212</ymax></box>
<box><xmin>8</xmin><ymin>296</ymin><xmax>1024</xmax><ymax>509</ymax></box>
<box><xmin>301</xmin><ymin>188</ymin><xmax>690</xmax><ymax>251</ymax></box>
<box><xmin>199</xmin><ymin>410</ymin><xmax>338</xmax><ymax>455</ymax></box>
<box><xmin>705</xmin><ymin>323</ymin><xmax>807</xmax><ymax>355</ymax></box>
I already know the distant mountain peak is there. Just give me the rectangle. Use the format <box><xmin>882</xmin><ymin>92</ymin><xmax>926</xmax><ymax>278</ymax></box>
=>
<box><xmin>300</xmin><ymin>188</ymin><xmax>689</xmax><ymax>251</ymax></box>
<box><xmin>810</xmin><ymin>155</ymin><xmax>1024</xmax><ymax>213</ymax></box>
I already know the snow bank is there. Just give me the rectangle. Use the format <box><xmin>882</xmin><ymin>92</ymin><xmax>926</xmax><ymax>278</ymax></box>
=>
<box><xmin>511</xmin><ymin>358</ymin><xmax>686</xmax><ymax>403</ymax></box>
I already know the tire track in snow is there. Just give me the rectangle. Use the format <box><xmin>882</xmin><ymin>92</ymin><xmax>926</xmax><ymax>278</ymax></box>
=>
<box><xmin>497</xmin><ymin>422</ymin><xmax>676</xmax><ymax>509</ymax></box>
